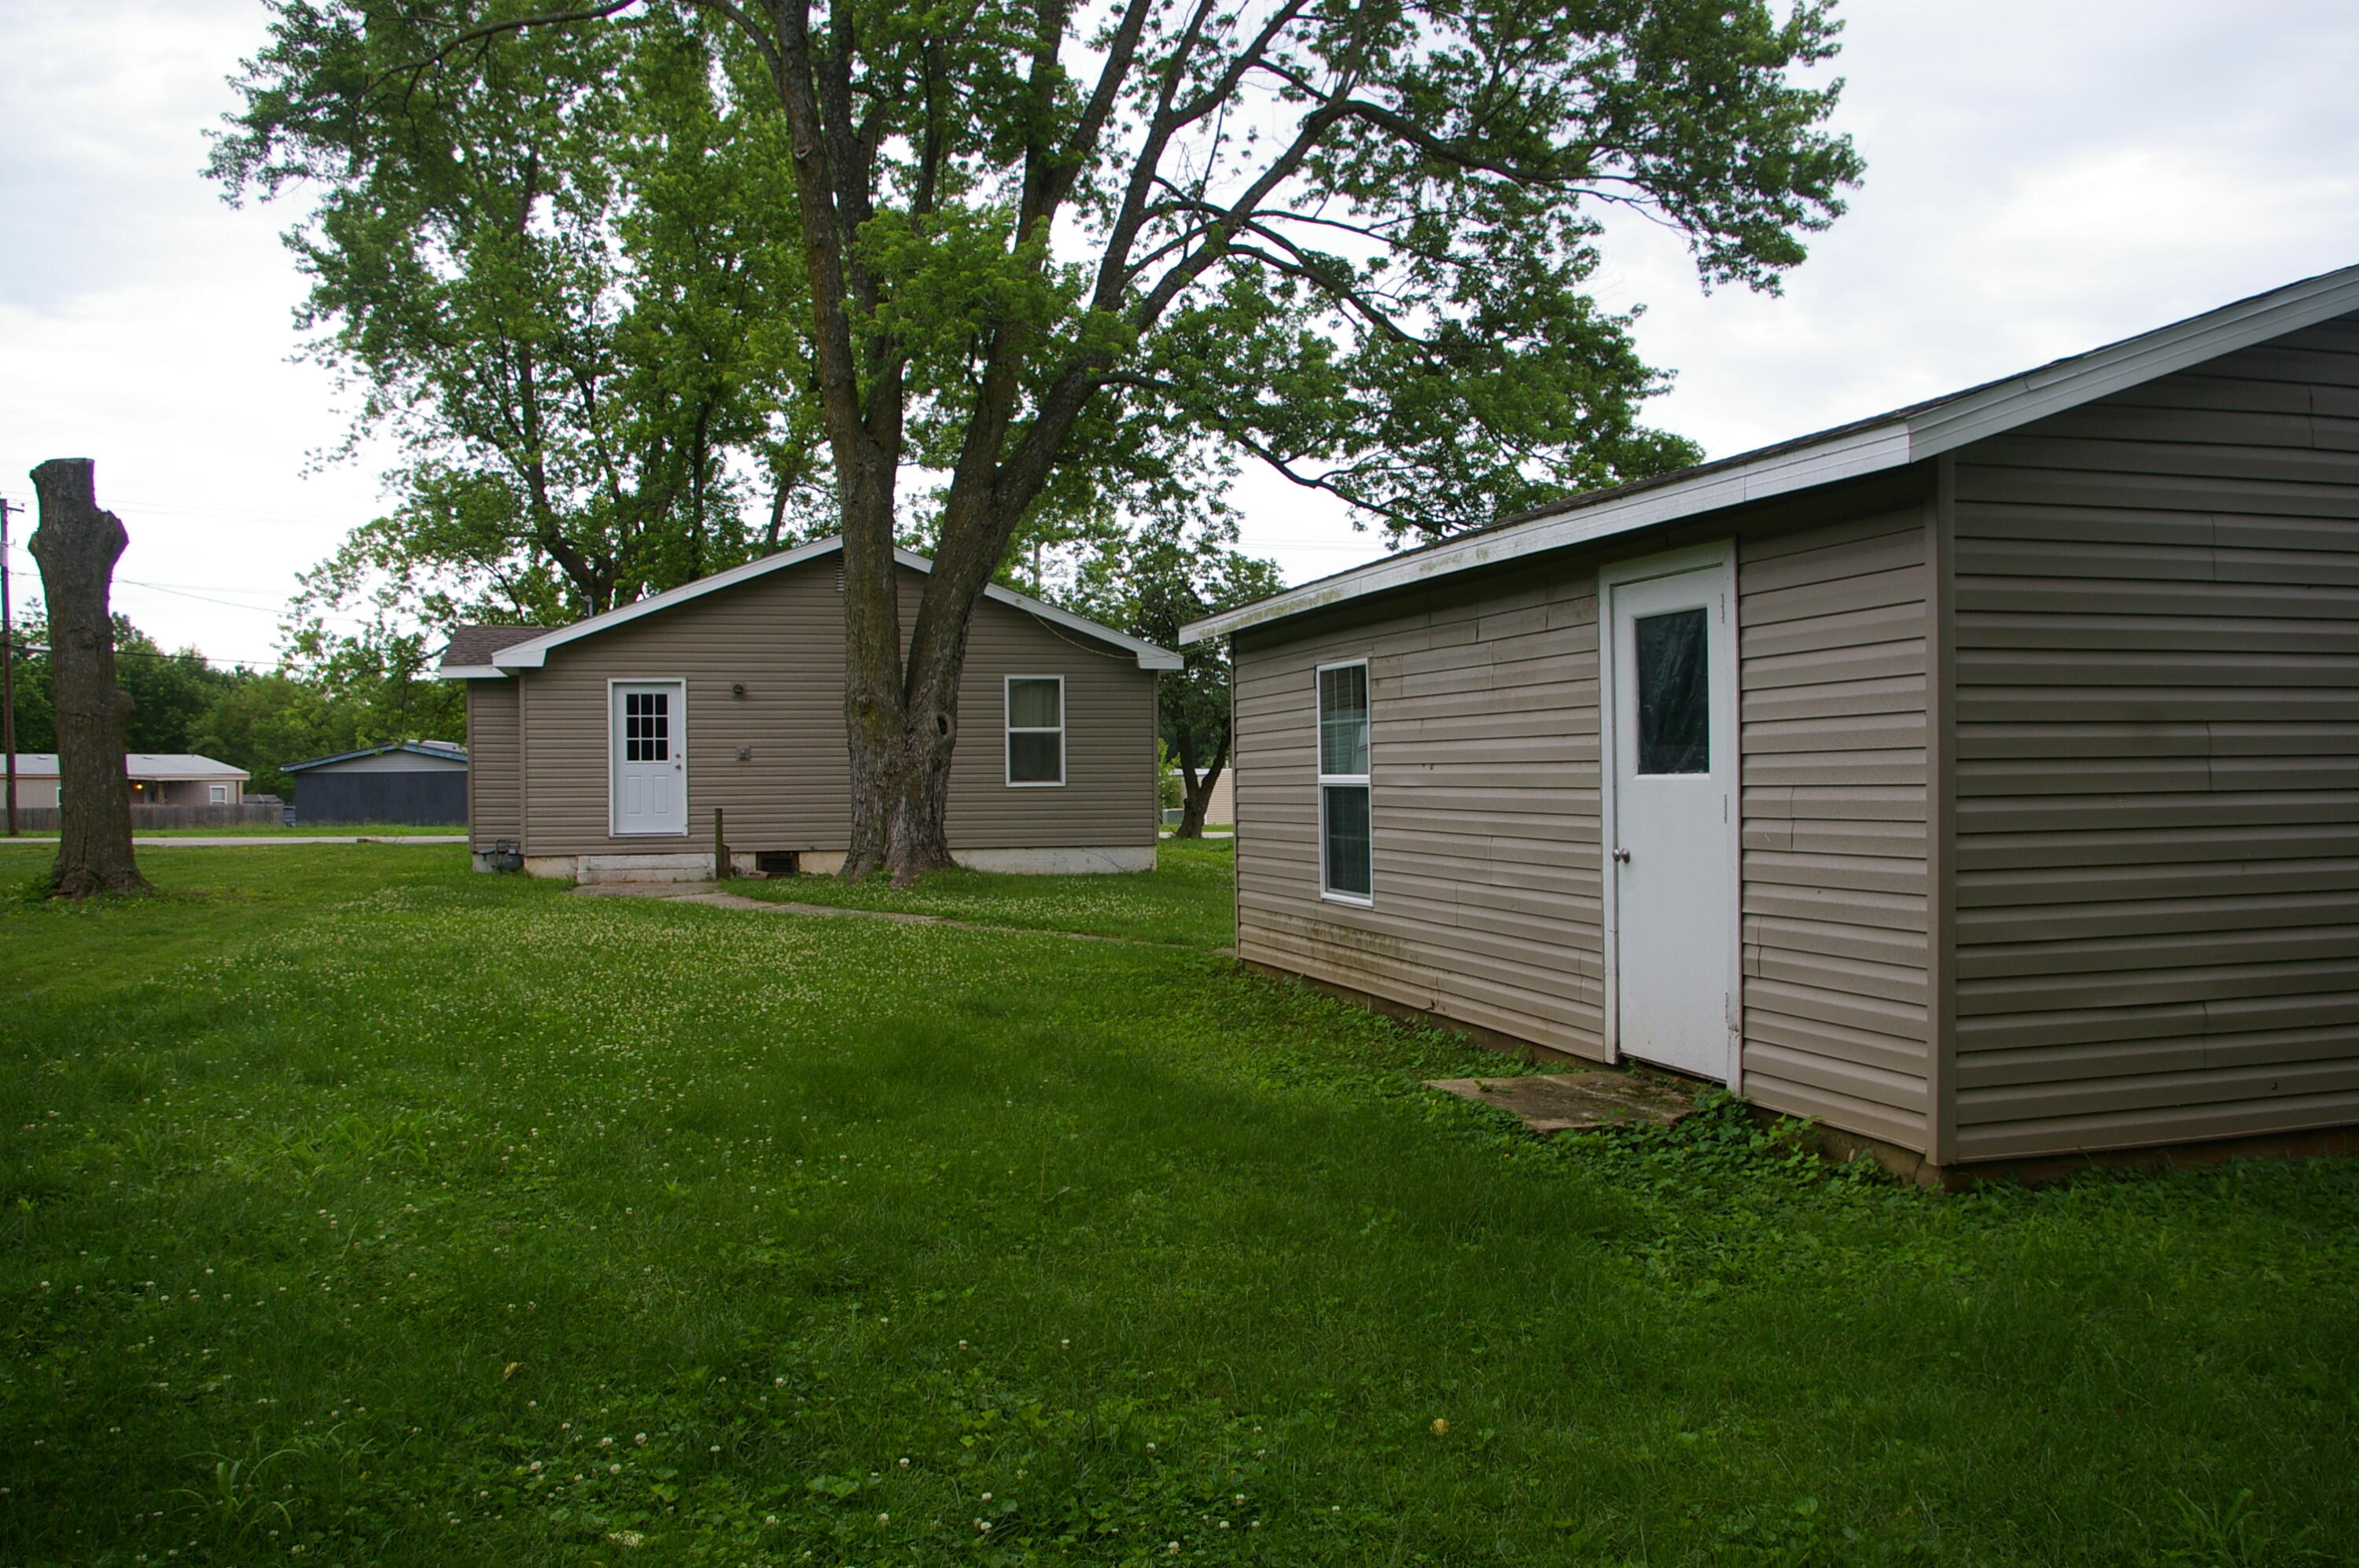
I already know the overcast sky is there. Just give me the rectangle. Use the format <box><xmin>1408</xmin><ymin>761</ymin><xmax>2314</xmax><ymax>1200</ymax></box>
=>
<box><xmin>2</xmin><ymin>0</ymin><xmax>2356</xmax><ymax>661</ymax></box>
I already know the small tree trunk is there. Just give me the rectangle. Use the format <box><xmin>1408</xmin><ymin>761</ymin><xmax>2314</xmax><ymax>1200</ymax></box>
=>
<box><xmin>28</xmin><ymin>459</ymin><xmax>145</xmax><ymax>897</ymax></box>
<box><xmin>1170</xmin><ymin>730</ymin><xmax>1227</xmax><ymax>841</ymax></box>
<box><xmin>1176</xmin><ymin>770</ymin><xmax>1216</xmax><ymax>838</ymax></box>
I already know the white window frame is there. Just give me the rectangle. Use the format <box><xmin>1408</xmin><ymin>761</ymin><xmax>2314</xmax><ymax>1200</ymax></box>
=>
<box><xmin>1003</xmin><ymin>675</ymin><xmax>1066</xmax><ymax>788</ymax></box>
<box><xmin>208</xmin><ymin>784</ymin><xmax>229</xmax><ymax>804</ymax></box>
<box><xmin>606</xmin><ymin>676</ymin><xmax>690</xmax><ymax>837</ymax></box>
<box><xmin>1316</xmin><ymin>658</ymin><xmax>1373</xmax><ymax>906</ymax></box>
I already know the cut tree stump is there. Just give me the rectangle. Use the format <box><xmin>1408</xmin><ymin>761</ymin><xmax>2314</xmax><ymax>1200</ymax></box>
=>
<box><xmin>1424</xmin><ymin>1070</ymin><xmax>1696</xmax><ymax>1135</ymax></box>
<box><xmin>28</xmin><ymin>458</ymin><xmax>145</xmax><ymax>897</ymax></box>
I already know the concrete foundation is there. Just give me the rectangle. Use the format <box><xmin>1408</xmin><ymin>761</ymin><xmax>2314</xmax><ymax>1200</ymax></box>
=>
<box><xmin>517</xmin><ymin>844</ymin><xmax>1154</xmax><ymax>883</ymax></box>
<box><xmin>952</xmin><ymin>845</ymin><xmax>1156</xmax><ymax>874</ymax></box>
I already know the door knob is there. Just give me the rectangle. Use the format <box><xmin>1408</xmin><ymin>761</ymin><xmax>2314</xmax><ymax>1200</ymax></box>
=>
<box><xmin>1612</xmin><ymin>848</ymin><xmax>1631</xmax><ymax>863</ymax></box>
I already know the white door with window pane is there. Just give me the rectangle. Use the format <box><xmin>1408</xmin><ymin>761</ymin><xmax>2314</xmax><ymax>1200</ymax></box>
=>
<box><xmin>610</xmin><ymin>680</ymin><xmax>687</xmax><ymax>836</ymax></box>
<box><xmin>1602</xmin><ymin>550</ymin><xmax>1738</xmax><ymax>1080</ymax></box>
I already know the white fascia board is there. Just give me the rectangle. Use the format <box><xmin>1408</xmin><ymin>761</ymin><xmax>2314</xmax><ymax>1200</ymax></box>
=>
<box><xmin>1183</xmin><ymin>261</ymin><xmax>2359</xmax><ymax>646</ymax></box>
<box><xmin>1180</xmin><ymin>421</ymin><xmax>1912</xmax><ymax>643</ymax></box>
<box><xmin>435</xmin><ymin>664</ymin><xmax>510</xmax><ymax>681</ymax></box>
<box><xmin>953</xmin><ymin>558</ymin><xmax>1183</xmax><ymax>670</ymax></box>
<box><xmin>492</xmin><ymin>536</ymin><xmax>846</xmax><ymax>668</ymax></box>
<box><xmin>1905</xmin><ymin>264</ymin><xmax>2359</xmax><ymax>459</ymax></box>
<box><xmin>483</xmin><ymin>534</ymin><xmax>1178</xmax><ymax>672</ymax></box>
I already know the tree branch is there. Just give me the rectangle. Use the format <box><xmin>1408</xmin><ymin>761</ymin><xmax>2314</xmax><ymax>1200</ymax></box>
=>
<box><xmin>375</xmin><ymin>0</ymin><xmax>643</xmax><ymax>90</ymax></box>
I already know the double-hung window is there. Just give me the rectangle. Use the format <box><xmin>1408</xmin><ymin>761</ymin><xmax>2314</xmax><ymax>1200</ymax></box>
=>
<box><xmin>1006</xmin><ymin>676</ymin><xmax>1065</xmax><ymax>786</ymax></box>
<box><xmin>1317</xmin><ymin>661</ymin><xmax>1371</xmax><ymax>901</ymax></box>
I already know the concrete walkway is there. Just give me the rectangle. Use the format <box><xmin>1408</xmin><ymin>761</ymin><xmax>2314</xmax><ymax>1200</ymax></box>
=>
<box><xmin>7</xmin><ymin>835</ymin><xmax>467</xmax><ymax>847</ymax></box>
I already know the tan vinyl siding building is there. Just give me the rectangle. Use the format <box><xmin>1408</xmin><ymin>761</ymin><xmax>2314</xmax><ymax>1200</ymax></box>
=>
<box><xmin>442</xmin><ymin>540</ymin><xmax>1174</xmax><ymax>881</ymax></box>
<box><xmin>1193</xmin><ymin>265</ymin><xmax>2359</xmax><ymax>1183</ymax></box>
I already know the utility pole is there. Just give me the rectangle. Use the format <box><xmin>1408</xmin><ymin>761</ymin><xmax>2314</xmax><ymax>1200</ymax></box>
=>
<box><xmin>2</xmin><ymin>495</ymin><xmax>16</xmax><ymax>837</ymax></box>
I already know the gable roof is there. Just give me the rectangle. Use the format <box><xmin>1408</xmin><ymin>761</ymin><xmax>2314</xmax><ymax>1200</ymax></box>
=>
<box><xmin>436</xmin><ymin>536</ymin><xmax>1180</xmax><ymax>675</ymax></box>
<box><xmin>1181</xmin><ymin>260</ymin><xmax>2359</xmax><ymax>644</ymax></box>
<box><xmin>281</xmin><ymin>741</ymin><xmax>469</xmax><ymax>773</ymax></box>
<box><xmin>6</xmin><ymin>753</ymin><xmax>250</xmax><ymax>780</ymax></box>
<box><xmin>439</xmin><ymin>624</ymin><xmax>548</xmax><ymax>675</ymax></box>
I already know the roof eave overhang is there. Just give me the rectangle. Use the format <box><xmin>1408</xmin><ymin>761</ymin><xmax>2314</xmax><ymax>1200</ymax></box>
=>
<box><xmin>484</xmin><ymin>536</ymin><xmax>1182</xmax><ymax>671</ymax></box>
<box><xmin>1181</xmin><ymin>262</ymin><xmax>2359</xmax><ymax>646</ymax></box>
<box><xmin>435</xmin><ymin>664</ymin><xmax>510</xmax><ymax>681</ymax></box>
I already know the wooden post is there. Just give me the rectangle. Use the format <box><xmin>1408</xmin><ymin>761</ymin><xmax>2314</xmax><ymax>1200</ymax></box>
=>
<box><xmin>713</xmin><ymin>804</ymin><xmax>729</xmax><ymax>881</ymax></box>
<box><xmin>2</xmin><ymin>495</ymin><xmax>16</xmax><ymax>837</ymax></box>
<box><xmin>28</xmin><ymin>459</ymin><xmax>145</xmax><ymax>896</ymax></box>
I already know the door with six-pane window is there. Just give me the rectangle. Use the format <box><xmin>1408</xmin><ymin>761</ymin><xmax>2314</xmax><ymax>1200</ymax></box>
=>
<box><xmin>609</xmin><ymin>680</ymin><xmax>686</xmax><ymax>836</ymax></box>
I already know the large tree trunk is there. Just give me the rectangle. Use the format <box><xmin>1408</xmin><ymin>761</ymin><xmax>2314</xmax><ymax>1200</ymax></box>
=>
<box><xmin>840</xmin><ymin>495</ymin><xmax>1002</xmax><ymax>887</ymax></box>
<box><xmin>28</xmin><ymin>459</ymin><xmax>145</xmax><ymax>897</ymax></box>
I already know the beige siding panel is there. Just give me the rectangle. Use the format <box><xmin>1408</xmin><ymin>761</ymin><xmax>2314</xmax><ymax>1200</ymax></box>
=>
<box><xmin>1226</xmin><ymin>475</ymin><xmax>1935</xmax><ymax>1141</ymax></box>
<box><xmin>513</xmin><ymin>559</ymin><xmax>1154</xmax><ymax>857</ymax></box>
<box><xmin>466</xmin><ymin>680</ymin><xmax>521</xmax><ymax>848</ymax></box>
<box><xmin>1735</xmin><ymin>499</ymin><xmax>1930</xmax><ymax>1147</ymax></box>
<box><xmin>1949</xmin><ymin>311</ymin><xmax>2359</xmax><ymax>1154</ymax></box>
<box><xmin>1231</xmin><ymin>556</ymin><xmax>1611</xmax><ymax>1061</ymax></box>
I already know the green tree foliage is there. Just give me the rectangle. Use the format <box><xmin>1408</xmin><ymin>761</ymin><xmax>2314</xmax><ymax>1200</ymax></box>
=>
<box><xmin>1071</xmin><ymin>520</ymin><xmax>1283</xmax><ymax>837</ymax></box>
<box><xmin>217</xmin><ymin>0</ymin><xmax>1861</xmax><ymax>880</ymax></box>
<box><xmin>210</xmin><ymin>2</ymin><xmax>823</xmax><ymax>628</ymax></box>
<box><xmin>5</xmin><ymin>613</ymin><xmax>242</xmax><ymax>756</ymax></box>
<box><xmin>2</xmin><ymin>611</ymin><xmax>458</xmax><ymax>800</ymax></box>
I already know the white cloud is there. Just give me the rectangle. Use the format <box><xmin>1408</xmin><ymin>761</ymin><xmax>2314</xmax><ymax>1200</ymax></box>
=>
<box><xmin>2</xmin><ymin>0</ymin><xmax>2356</xmax><ymax>644</ymax></box>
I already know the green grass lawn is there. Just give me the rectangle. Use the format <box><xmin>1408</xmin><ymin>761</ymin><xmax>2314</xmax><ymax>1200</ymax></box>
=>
<box><xmin>8</xmin><ymin>825</ymin><xmax>468</xmax><ymax>841</ymax></box>
<box><xmin>3</xmin><ymin>845</ymin><xmax>2354</xmax><ymax>1566</ymax></box>
<box><xmin>733</xmin><ymin>837</ymin><xmax>1236</xmax><ymax>948</ymax></box>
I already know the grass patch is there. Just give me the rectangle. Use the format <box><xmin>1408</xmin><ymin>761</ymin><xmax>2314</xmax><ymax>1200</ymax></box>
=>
<box><xmin>734</xmin><ymin>837</ymin><xmax>1235</xmax><ymax>948</ymax></box>
<box><xmin>9</xmin><ymin>824</ymin><xmax>467</xmax><ymax>840</ymax></box>
<box><xmin>2</xmin><ymin>842</ymin><xmax>2353</xmax><ymax>1565</ymax></box>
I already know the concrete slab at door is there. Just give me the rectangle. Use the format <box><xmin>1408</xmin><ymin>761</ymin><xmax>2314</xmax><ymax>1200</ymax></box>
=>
<box><xmin>609</xmin><ymin>679</ymin><xmax>688</xmax><ymax>837</ymax></box>
<box><xmin>1600</xmin><ymin>545</ymin><xmax>1739</xmax><ymax>1084</ymax></box>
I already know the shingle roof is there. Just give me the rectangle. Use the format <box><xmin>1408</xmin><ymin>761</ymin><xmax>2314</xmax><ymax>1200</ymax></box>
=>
<box><xmin>280</xmin><ymin>741</ymin><xmax>469</xmax><ymax>772</ymax></box>
<box><xmin>440</xmin><ymin>624</ymin><xmax>549</xmax><ymax>669</ymax></box>
<box><xmin>5</xmin><ymin>753</ymin><xmax>250</xmax><ymax>779</ymax></box>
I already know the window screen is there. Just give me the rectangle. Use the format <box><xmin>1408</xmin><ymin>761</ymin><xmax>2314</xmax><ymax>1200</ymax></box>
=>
<box><xmin>1007</xmin><ymin>678</ymin><xmax>1064</xmax><ymax>785</ymax></box>
<box><xmin>1322</xmin><ymin>784</ymin><xmax>1372</xmax><ymax>897</ymax></box>
<box><xmin>624</xmin><ymin>690</ymin><xmax>671</xmax><ymax>762</ymax></box>
<box><xmin>1634</xmin><ymin>609</ymin><xmax>1709</xmax><ymax>775</ymax></box>
<box><xmin>1317</xmin><ymin>663</ymin><xmax>1371</xmax><ymax>898</ymax></box>
<box><xmin>1319</xmin><ymin>664</ymin><xmax>1368</xmax><ymax>775</ymax></box>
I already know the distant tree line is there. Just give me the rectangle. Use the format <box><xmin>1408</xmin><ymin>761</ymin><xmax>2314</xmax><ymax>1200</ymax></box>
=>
<box><xmin>6</xmin><ymin>614</ymin><xmax>458</xmax><ymax>799</ymax></box>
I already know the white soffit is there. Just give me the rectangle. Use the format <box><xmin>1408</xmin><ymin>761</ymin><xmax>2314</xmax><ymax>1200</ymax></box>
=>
<box><xmin>481</xmin><ymin>536</ymin><xmax>1180</xmax><ymax>671</ymax></box>
<box><xmin>1181</xmin><ymin>261</ymin><xmax>2359</xmax><ymax>645</ymax></box>
<box><xmin>434</xmin><ymin>664</ymin><xmax>510</xmax><ymax>682</ymax></box>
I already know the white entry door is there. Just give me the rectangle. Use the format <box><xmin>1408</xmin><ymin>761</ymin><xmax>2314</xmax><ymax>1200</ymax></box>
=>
<box><xmin>1602</xmin><ymin>547</ymin><xmax>1739</xmax><ymax>1080</ymax></box>
<box><xmin>610</xmin><ymin>680</ymin><xmax>687</xmax><ymax>836</ymax></box>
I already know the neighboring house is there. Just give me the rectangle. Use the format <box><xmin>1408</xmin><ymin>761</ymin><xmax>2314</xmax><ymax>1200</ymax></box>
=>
<box><xmin>3</xmin><ymin>753</ymin><xmax>249</xmax><ymax>809</ymax></box>
<box><xmin>1183</xmin><ymin>263</ymin><xmax>2359</xmax><ymax>1183</ymax></box>
<box><xmin>281</xmin><ymin>742</ymin><xmax>469</xmax><ymax>826</ymax></box>
<box><xmin>1204</xmin><ymin>767</ymin><xmax>1235</xmax><ymax>827</ymax></box>
<box><xmin>1168</xmin><ymin>767</ymin><xmax>1235</xmax><ymax>829</ymax></box>
<box><xmin>437</xmin><ymin>538</ymin><xmax>1179</xmax><ymax>882</ymax></box>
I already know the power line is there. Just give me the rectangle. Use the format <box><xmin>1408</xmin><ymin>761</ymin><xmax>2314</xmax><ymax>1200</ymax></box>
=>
<box><xmin>6</xmin><ymin>642</ymin><xmax>287</xmax><ymax>670</ymax></box>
